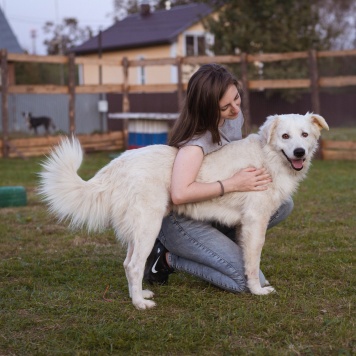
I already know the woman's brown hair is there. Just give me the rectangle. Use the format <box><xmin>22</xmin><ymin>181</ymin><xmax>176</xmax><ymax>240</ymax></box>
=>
<box><xmin>169</xmin><ymin>63</ymin><xmax>241</xmax><ymax>147</ymax></box>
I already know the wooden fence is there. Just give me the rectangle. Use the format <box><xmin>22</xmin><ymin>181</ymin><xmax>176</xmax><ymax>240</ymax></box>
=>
<box><xmin>321</xmin><ymin>140</ymin><xmax>356</xmax><ymax>160</ymax></box>
<box><xmin>1</xmin><ymin>48</ymin><xmax>356</xmax><ymax>158</ymax></box>
<box><xmin>0</xmin><ymin>131</ymin><xmax>124</xmax><ymax>159</ymax></box>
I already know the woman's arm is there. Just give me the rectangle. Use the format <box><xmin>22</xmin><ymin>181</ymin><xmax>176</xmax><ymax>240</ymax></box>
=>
<box><xmin>171</xmin><ymin>145</ymin><xmax>272</xmax><ymax>205</ymax></box>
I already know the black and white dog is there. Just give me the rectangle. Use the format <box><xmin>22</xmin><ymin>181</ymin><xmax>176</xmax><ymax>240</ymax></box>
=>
<box><xmin>22</xmin><ymin>112</ymin><xmax>56</xmax><ymax>135</ymax></box>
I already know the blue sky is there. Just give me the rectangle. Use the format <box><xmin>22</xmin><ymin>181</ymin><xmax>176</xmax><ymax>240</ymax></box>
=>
<box><xmin>1</xmin><ymin>0</ymin><xmax>115</xmax><ymax>54</ymax></box>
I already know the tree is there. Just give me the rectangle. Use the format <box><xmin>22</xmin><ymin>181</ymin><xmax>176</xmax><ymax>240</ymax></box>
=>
<box><xmin>112</xmin><ymin>0</ymin><xmax>141</xmax><ymax>20</ymax></box>
<box><xmin>205</xmin><ymin>0</ymin><xmax>355</xmax><ymax>55</ymax></box>
<box><xmin>155</xmin><ymin>0</ymin><xmax>198</xmax><ymax>10</ymax></box>
<box><xmin>43</xmin><ymin>18</ymin><xmax>93</xmax><ymax>55</ymax></box>
<box><xmin>204</xmin><ymin>0</ymin><xmax>355</xmax><ymax>100</ymax></box>
<box><xmin>112</xmin><ymin>0</ymin><xmax>198</xmax><ymax>20</ymax></box>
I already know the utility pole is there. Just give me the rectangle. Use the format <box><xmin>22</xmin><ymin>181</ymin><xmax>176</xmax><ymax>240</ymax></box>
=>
<box><xmin>30</xmin><ymin>29</ymin><xmax>37</xmax><ymax>55</ymax></box>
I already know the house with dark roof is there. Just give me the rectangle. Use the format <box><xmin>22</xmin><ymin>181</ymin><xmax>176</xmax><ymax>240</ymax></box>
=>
<box><xmin>0</xmin><ymin>7</ymin><xmax>23</xmax><ymax>53</ymax></box>
<box><xmin>73</xmin><ymin>3</ymin><xmax>216</xmax><ymax>86</ymax></box>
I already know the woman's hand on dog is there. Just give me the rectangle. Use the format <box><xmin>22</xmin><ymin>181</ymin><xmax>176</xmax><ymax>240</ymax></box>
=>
<box><xmin>224</xmin><ymin>167</ymin><xmax>272</xmax><ymax>193</ymax></box>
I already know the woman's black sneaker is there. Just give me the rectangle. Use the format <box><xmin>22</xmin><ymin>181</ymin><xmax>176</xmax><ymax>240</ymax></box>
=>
<box><xmin>144</xmin><ymin>239</ymin><xmax>174</xmax><ymax>285</ymax></box>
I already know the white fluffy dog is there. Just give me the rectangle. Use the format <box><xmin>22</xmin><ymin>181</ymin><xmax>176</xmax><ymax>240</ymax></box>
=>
<box><xmin>39</xmin><ymin>112</ymin><xmax>328</xmax><ymax>310</ymax></box>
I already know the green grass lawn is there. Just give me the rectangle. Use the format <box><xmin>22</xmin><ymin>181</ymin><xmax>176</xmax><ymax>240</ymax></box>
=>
<box><xmin>321</xmin><ymin>127</ymin><xmax>356</xmax><ymax>141</ymax></box>
<box><xmin>0</xmin><ymin>152</ymin><xmax>355</xmax><ymax>355</ymax></box>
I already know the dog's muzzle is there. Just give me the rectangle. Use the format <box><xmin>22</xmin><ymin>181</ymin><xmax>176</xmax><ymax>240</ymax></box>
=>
<box><xmin>282</xmin><ymin>148</ymin><xmax>305</xmax><ymax>171</ymax></box>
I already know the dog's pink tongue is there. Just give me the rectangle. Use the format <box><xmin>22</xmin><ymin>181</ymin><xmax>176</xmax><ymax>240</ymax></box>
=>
<box><xmin>292</xmin><ymin>159</ymin><xmax>304</xmax><ymax>169</ymax></box>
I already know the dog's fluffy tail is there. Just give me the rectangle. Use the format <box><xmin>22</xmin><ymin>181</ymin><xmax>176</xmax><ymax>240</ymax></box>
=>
<box><xmin>38</xmin><ymin>136</ymin><xmax>110</xmax><ymax>232</ymax></box>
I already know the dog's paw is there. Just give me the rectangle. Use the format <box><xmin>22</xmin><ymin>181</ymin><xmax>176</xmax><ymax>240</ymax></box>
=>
<box><xmin>133</xmin><ymin>299</ymin><xmax>156</xmax><ymax>310</ymax></box>
<box><xmin>142</xmin><ymin>289</ymin><xmax>154</xmax><ymax>299</ymax></box>
<box><xmin>262</xmin><ymin>285</ymin><xmax>276</xmax><ymax>294</ymax></box>
<box><xmin>250</xmin><ymin>285</ymin><xmax>276</xmax><ymax>295</ymax></box>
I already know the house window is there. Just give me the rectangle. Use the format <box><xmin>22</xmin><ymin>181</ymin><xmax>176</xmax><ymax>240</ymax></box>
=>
<box><xmin>137</xmin><ymin>55</ymin><xmax>145</xmax><ymax>84</ymax></box>
<box><xmin>185</xmin><ymin>34</ymin><xmax>206</xmax><ymax>56</ymax></box>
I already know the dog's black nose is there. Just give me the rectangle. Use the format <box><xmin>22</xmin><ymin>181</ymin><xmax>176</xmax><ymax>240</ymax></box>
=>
<box><xmin>294</xmin><ymin>148</ymin><xmax>305</xmax><ymax>158</ymax></box>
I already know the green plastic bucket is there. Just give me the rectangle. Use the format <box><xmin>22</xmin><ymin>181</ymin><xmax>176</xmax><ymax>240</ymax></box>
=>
<box><xmin>0</xmin><ymin>186</ymin><xmax>27</xmax><ymax>208</ymax></box>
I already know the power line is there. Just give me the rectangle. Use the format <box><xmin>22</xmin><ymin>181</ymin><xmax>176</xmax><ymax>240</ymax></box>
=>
<box><xmin>8</xmin><ymin>14</ymin><xmax>112</xmax><ymax>26</ymax></box>
<box><xmin>7</xmin><ymin>15</ymin><xmax>49</xmax><ymax>25</ymax></box>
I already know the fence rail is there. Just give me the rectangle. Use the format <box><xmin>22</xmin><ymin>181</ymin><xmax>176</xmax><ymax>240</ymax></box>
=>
<box><xmin>0</xmin><ymin>131</ymin><xmax>124</xmax><ymax>158</ymax></box>
<box><xmin>321</xmin><ymin>140</ymin><xmax>356</xmax><ymax>160</ymax></box>
<box><xmin>1</xmin><ymin>48</ymin><xmax>356</xmax><ymax>157</ymax></box>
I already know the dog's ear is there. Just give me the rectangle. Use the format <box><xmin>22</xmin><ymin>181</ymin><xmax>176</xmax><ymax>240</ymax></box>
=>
<box><xmin>259</xmin><ymin>115</ymin><xmax>279</xmax><ymax>144</ymax></box>
<box><xmin>308</xmin><ymin>113</ymin><xmax>329</xmax><ymax>131</ymax></box>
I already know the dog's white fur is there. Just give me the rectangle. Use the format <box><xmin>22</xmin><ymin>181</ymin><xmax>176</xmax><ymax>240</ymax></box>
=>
<box><xmin>39</xmin><ymin>113</ymin><xmax>328</xmax><ymax>310</ymax></box>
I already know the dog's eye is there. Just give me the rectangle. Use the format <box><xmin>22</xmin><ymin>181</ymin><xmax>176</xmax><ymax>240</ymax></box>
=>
<box><xmin>282</xmin><ymin>134</ymin><xmax>289</xmax><ymax>139</ymax></box>
<box><xmin>302</xmin><ymin>132</ymin><xmax>308</xmax><ymax>138</ymax></box>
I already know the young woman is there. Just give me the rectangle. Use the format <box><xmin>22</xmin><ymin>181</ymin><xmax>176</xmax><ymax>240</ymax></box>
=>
<box><xmin>144</xmin><ymin>63</ymin><xmax>294</xmax><ymax>293</ymax></box>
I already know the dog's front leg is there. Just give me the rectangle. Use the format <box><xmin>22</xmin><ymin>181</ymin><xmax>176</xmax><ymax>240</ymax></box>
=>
<box><xmin>240</xmin><ymin>217</ymin><xmax>275</xmax><ymax>295</ymax></box>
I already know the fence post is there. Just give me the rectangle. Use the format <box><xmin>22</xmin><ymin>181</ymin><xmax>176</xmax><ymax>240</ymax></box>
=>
<box><xmin>240</xmin><ymin>52</ymin><xmax>251</xmax><ymax>137</ymax></box>
<box><xmin>1</xmin><ymin>49</ymin><xmax>9</xmax><ymax>158</ymax></box>
<box><xmin>308</xmin><ymin>49</ymin><xmax>320</xmax><ymax>114</ymax></box>
<box><xmin>176</xmin><ymin>56</ymin><xmax>183</xmax><ymax>111</ymax></box>
<box><xmin>122</xmin><ymin>57</ymin><xmax>130</xmax><ymax>150</ymax></box>
<box><xmin>97</xmin><ymin>30</ymin><xmax>107</xmax><ymax>133</ymax></box>
<box><xmin>68</xmin><ymin>53</ymin><xmax>76</xmax><ymax>134</ymax></box>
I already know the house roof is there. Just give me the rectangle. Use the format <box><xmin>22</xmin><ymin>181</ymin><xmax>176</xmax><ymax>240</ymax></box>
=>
<box><xmin>0</xmin><ymin>7</ymin><xmax>23</xmax><ymax>53</ymax></box>
<box><xmin>73</xmin><ymin>3</ymin><xmax>213</xmax><ymax>55</ymax></box>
